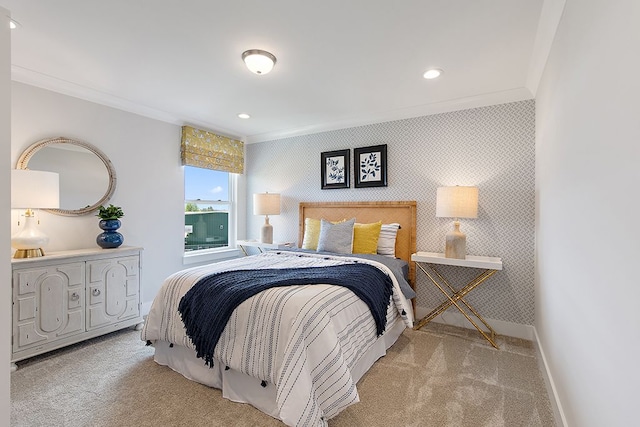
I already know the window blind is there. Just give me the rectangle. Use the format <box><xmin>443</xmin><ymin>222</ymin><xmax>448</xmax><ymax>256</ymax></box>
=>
<box><xmin>181</xmin><ymin>125</ymin><xmax>244</xmax><ymax>174</ymax></box>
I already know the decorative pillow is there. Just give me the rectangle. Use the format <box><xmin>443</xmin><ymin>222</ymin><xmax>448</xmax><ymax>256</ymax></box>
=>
<box><xmin>352</xmin><ymin>221</ymin><xmax>382</xmax><ymax>254</ymax></box>
<box><xmin>317</xmin><ymin>218</ymin><xmax>356</xmax><ymax>254</ymax></box>
<box><xmin>301</xmin><ymin>218</ymin><xmax>322</xmax><ymax>250</ymax></box>
<box><xmin>302</xmin><ymin>218</ymin><xmax>346</xmax><ymax>250</ymax></box>
<box><xmin>377</xmin><ymin>223</ymin><xmax>400</xmax><ymax>257</ymax></box>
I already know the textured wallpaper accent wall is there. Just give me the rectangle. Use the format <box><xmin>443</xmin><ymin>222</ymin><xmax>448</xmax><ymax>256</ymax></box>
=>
<box><xmin>246</xmin><ymin>100</ymin><xmax>535</xmax><ymax>325</ymax></box>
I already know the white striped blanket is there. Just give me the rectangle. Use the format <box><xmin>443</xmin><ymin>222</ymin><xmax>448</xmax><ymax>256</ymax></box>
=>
<box><xmin>142</xmin><ymin>251</ymin><xmax>413</xmax><ymax>426</ymax></box>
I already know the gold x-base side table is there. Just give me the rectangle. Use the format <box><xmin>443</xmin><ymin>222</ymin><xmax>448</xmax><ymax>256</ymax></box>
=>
<box><xmin>411</xmin><ymin>252</ymin><xmax>503</xmax><ymax>349</ymax></box>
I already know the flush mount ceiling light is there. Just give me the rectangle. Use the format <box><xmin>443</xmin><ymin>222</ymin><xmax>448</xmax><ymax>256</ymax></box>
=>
<box><xmin>423</xmin><ymin>68</ymin><xmax>443</xmax><ymax>79</ymax></box>
<box><xmin>9</xmin><ymin>18</ymin><xmax>20</xmax><ymax>29</ymax></box>
<box><xmin>242</xmin><ymin>49</ymin><xmax>277</xmax><ymax>75</ymax></box>
<box><xmin>237</xmin><ymin>113</ymin><xmax>251</xmax><ymax>119</ymax></box>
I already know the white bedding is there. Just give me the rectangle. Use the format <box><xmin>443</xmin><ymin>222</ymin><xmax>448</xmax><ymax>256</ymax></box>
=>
<box><xmin>142</xmin><ymin>250</ymin><xmax>414</xmax><ymax>426</ymax></box>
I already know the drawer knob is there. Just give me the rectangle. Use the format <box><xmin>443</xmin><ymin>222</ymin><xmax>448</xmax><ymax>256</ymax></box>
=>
<box><xmin>92</xmin><ymin>289</ymin><xmax>101</xmax><ymax>297</ymax></box>
<box><xmin>70</xmin><ymin>292</ymin><xmax>80</xmax><ymax>301</ymax></box>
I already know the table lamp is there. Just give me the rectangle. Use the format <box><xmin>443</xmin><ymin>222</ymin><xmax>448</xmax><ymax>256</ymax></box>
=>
<box><xmin>11</xmin><ymin>169</ymin><xmax>60</xmax><ymax>258</ymax></box>
<box><xmin>253</xmin><ymin>192</ymin><xmax>280</xmax><ymax>244</ymax></box>
<box><xmin>436</xmin><ymin>186</ymin><xmax>478</xmax><ymax>259</ymax></box>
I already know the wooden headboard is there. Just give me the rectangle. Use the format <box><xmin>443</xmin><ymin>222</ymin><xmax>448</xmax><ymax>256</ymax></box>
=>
<box><xmin>299</xmin><ymin>201</ymin><xmax>417</xmax><ymax>308</ymax></box>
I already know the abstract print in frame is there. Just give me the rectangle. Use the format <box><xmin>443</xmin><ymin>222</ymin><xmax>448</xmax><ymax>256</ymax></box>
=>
<box><xmin>354</xmin><ymin>144</ymin><xmax>387</xmax><ymax>188</ymax></box>
<box><xmin>321</xmin><ymin>149</ymin><xmax>350</xmax><ymax>189</ymax></box>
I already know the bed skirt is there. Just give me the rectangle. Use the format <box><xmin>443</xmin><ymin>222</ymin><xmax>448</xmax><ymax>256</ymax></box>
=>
<box><xmin>152</xmin><ymin>316</ymin><xmax>407</xmax><ymax>423</ymax></box>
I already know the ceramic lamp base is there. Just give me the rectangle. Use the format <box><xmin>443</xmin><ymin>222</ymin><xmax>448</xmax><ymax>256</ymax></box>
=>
<box><xmin>11</xmin><ymin>214</ymin><xmax>49</xmax><ymax>258</ymax></box>
<box><xmin>260</xmin><ymin>217</ymin><xmax>273</xmax><ymax>244</ymax></box>
<box><xmin>444</xmin><ymin>221</ymin><xmax>466</xmax><ymax>259</ymax></box>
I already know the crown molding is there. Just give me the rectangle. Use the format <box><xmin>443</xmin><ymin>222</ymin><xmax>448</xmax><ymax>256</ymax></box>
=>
<box><xmin>525</xmin><ymin>0</ymin><xmax>567</xmax><ymax>96</ymax></box>
<box><xmin>12</xmin><ymin>66</ymin><xmax>536</xmax><ymax>146</ymax></box>
<box><xmin>10</xmin><ymin>65</ymin><xmax>243</xmax><ymax>141</ymax></box>
<box><xmin>245</xmin><ymin>87</ymin><xmax>534</xmax><ymax>144</ymax></box>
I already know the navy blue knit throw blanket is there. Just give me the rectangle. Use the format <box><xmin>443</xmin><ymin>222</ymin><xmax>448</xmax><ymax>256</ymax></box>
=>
<box><xmin>178</xmin><ymin>263</ymin><xmax>393</xmax><ymax>368</ymax></box>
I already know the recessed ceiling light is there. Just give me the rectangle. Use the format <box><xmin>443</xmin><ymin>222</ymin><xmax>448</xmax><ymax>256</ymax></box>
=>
<box><xmin>9</xmin><ymin>19</ymin><xmax>19</xmax><ymax>30</ymax></box>
<box><xmin>237</xmin><ymin>113</ymin><xmax>251</xmax><ymax>119</ymax></box>
<box><xmin>423</xmin><ymin>69</ymin><xmax>443</xmax><ymax>79</ymax></box>
<box><xmin>242</xmin><ymin>49</ymin><xmax>277</xmax><ymax>75</ymax></box>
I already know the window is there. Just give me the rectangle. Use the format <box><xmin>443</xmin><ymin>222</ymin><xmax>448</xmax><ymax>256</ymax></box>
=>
<box><xmin>184</xmin><ymin>166</ymin><xmax>233</xmax><ymax>253</ymax></box>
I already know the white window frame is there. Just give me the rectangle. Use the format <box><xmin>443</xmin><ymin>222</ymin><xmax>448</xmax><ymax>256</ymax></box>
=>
<box><xmin>182</xmin><ymin>172</ymin><xmax>241</xmax><ymax>265</ymax></box>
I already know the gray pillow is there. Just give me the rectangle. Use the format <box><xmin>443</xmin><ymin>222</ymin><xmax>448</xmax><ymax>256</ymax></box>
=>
<box><xmin>317</xmin><ymin>218</ymin><xmax>355</xmax><ymax>254</ymax></box>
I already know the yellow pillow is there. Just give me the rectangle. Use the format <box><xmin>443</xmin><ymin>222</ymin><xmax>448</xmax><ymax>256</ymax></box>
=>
<box><xmin>352</xmin><ymin>221</ymin><xmax>382</xmax><ymax>254</ymax></box>
<box><xmin>302</xmin><ymin>218</ymin><xmax>322</xmax><ymax>250</ymax></box>
<box><xmin>302</xmin><ymin>218</ymin><xmax>345</xmax><ymax>250</ymax></box>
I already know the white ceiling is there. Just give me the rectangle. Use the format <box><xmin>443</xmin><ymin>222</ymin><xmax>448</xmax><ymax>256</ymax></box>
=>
<box><xmin>2</xmin><ymin>1</ymin><xmax>562</xmax><ymax>143</ymax></box>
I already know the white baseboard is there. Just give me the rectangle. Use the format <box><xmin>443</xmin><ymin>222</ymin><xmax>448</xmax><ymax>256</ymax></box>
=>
<box><xmin>533</xmin><ymin>327</ymin><xmax>568</xmax><ymax>427</ymax></box>
<box><xmin>414</xmin><ymin>305</ymin><xmax>535</xmax><ymax>340</ymax></box>
<box><xmin>414</xmin><ymin>306</ymin><xmax>567</xmax><ymax>427</ymax></box>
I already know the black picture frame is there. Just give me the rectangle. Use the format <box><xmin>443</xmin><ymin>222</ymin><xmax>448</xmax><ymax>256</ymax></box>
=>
<box><xmin>321</xmin><ymin>149</ymin><xmax>350</xmax><ymax>189</ymax></box>
<box><xmin>354</xmin><ymin>144</ymin><xmax>388</xmax><ymax>188</ymax></box>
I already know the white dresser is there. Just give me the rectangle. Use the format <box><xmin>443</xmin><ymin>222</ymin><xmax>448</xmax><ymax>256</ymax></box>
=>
<box><xmin>11</xmin><ymin>246</ymin><xmax>143</xmax><ymax>371</ymax></box>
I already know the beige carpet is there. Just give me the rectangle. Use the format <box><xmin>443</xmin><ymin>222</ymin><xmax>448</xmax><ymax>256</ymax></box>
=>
<box><xmin>11</xmin><ymin>324</ymin><xmax>555</xmax><ymax>426</ymax></box>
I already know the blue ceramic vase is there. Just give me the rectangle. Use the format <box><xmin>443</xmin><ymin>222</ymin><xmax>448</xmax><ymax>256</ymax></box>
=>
<box><xmin>96</xmin><ymin>219</ymin><xmax>124</xmax><ymax>249</ymax></box>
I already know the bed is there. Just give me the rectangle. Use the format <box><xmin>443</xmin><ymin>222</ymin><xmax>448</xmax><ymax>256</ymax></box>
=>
<box><xmin>141</xmin><ymin>201</ymin><xmax>417</xmax><ymax>426</ymax></box>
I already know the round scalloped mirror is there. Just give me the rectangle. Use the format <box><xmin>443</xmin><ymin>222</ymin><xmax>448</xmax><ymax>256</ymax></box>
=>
<box><xmin>16</xmin><ymin>137</ymin><xmax>117</xmax><ymax>216</ymax></box>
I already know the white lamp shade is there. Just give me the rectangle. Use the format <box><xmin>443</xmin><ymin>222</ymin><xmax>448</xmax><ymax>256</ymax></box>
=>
<box><xmin>436</xmin><ymin>186</ymin><xmax>478</xmax><ymax>219</ymax></box>
<box><xmin>242</xmin><ymin>50</ymin><xmax>276</xmax><ymax>75</ymax></box>
<box><xmin>253</xmin><ymin>193</ymin><xmax>280</xmax><ymax>216</ymax></box>
<box><xmin>11</xmin><ymin>169</ymin><xmax>60</xmax><ymax>209</ymax></box>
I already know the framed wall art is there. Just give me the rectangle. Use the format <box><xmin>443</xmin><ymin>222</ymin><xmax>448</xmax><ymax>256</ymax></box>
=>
<box><xmin>321</xmin><ymin>149</ymin><xmax>350</xmax><ymax>189</ymax></box>
<box><xmin>354</xmin><ymin>144</ymin><xmax>387</xmax><ymax>188</ymax></box>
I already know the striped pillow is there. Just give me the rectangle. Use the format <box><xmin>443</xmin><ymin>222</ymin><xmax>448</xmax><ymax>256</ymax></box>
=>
<box><xmin>377</xmin><ymin>223</ymin><xmax>400</xmax><ymax>257</ymax></box>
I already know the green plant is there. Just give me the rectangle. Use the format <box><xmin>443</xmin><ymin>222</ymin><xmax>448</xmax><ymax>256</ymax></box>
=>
<box><xmin>97</xmin><ymin>204</ymin><xmax>124</xmax><ymax>220</ymax></box>
<box><xmin>185</xmin><ymin>202</ymin><xmax>199</xmax><ymax>212</ymax></box>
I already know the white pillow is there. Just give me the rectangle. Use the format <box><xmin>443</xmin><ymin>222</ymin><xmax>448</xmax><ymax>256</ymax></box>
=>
<box><xmin>317</xmin><ymin>218</ymin><xmax>356</xmax><ymax>254</ymax></box>
<box><xmin>377</xmin><ymin>223</ymin><xmax>400</xmax><ymax>257</ymax></box>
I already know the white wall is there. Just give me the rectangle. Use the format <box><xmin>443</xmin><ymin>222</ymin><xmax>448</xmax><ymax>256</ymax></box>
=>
<box><xmin>10</xmin><ymin>82</ymin><xmax>189</xmax><ymax>308</ymax></box>
<box><xmin>535</xmin><ymin>0</ymin><xmax>640</xmax><ymax>425</ymax></box>
<box><xmin>1</xmin><ymin>7</ymin><xmax>12</xmax><ymax>425</ymax></box>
